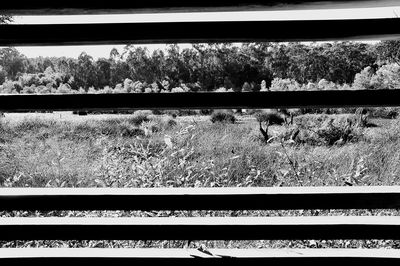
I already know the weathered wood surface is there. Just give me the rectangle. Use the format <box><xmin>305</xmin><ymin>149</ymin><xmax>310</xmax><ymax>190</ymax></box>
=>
<box><xmin>1</xmin><ymin>1</ymin><xmax>399</xmax><ymax>15</ymax></box>
<box><xmin>0</xmin><ymin>248</ymin><xmax>400</xmax><ymax>265</ymax></box>
<box><xmin>2</xmin><ymin>90</ymin><xmax>400</xmax><ymax>112</ymax></box>
<box><xmin>0</xmin><ymin>18</ymin><xmax>400</xmax><ymax>46</ymax></box>
<box><xmin>1</xmin><ymin>186</ymin><xmax>400</xmax><ymax>210</ymax></box>
<box><xmin>0</xmin><ymin>216</ymin><xmax>399</xmax><ymax>240</ymax></box>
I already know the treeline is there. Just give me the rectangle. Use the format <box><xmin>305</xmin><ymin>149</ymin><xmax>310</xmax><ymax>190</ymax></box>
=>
<box><xmin>0</xmin><ymin>41</ymin><xmax>400</xmax><ymax>94</ymax></box>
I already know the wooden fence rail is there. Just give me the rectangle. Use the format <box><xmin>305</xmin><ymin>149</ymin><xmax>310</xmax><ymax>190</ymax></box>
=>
<box><xmin>0</xmin><ymin>187</ymin><xmax>400</xmax><ymax>210</ymax></box>
<box><xmin>0</xmin><ymin>216</ymin><xmax>400</xmax><ymax>241</ymax></box>
<box><xmin>1</xmin><ymin>18</ymin><xmax>400</xmax><ymax>46</ymax></box>
<box><xmin>1</xmin><ymin>0</ymin><xmax>399</xmax><ymax>14</ymax></box>
<box><xmin>3</xmin><ymin>90</ymin><xmax>400</xmax><ymax>112</ymax></box>
<box><xmin>1</xmin><ymin>249</ymin><xmax>399</xmax><ymax>265</ymax></box>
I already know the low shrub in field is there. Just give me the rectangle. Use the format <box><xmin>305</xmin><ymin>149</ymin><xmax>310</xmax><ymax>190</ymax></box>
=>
<box><xmin>199</xmin><ymin>109</ymin><xmax>213</xmax><ymax>115</ymax></box>
<box><xmin>315</xmin><ymin>118</ymin><xmax>363</xmax><ymax>145</ymax></box>
<box><xmin>277</xmin><ymin>114</ymin><xmax>364</xmax><ymax>146</ymax></box>
<box><xmin>128</xmin><ymin>110</ymin><xmax>153</xmax><ymax>126</ymax></box>
<box><xmin>210</xmin><ymin>111</ymin><xmax>236</xmax><ymax>124</ymax></box>
<box><xmin>155</xmin><ymin>110</ymin><xmax>180</xmax><ymax>118</ymax></box>
<box><xmin>177</xmin><ymin>109</ymin><xmax>199</xmax><ymax>116</ymax></box>
<box><xmin>368</xmin><ymin>107</ymin><xmax>399</xmax><ymax>119</ymax></box>
<box><xmin>255</xmin><ymin>111</ymin><xmax>285</xmax><ymax>125</ymax></box>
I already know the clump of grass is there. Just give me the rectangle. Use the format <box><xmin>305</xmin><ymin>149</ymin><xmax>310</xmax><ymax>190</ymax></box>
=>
<box><xmin>11</xmin><ymin>118</ymin><xmax>57</xmax><ymax>135</ymax></box>
<box><xmin>210</xmin><ymin>111</ymin><xmax>236</xmax><ymax>124</ymax></box>
<box><xmin>128</xmin><ymin>110</ymin><xmax>153</xmax><ymax>126</ymax></box>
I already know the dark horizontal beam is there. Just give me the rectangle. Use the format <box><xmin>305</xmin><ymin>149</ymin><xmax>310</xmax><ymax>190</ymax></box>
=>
<box><xmin>1</xmin><ymin>90</ymin><xmax>400</xmax><ymax>112</ymax></box>
<box><xmin>1</xmin><ymin>249</ymin><xmax>400</xmax><ymax>265</ymax></box>
<box><xmin>1</xmin><ymin>18</ymin><xmax>400</xmax><ymax>46</ymax></box>
<box><xmin>1</xmin><ymin>1</ymin><xmax>398</xmax><ymax>15</ymax></box>
<box><xmin>1</xmin><ymin>187</ymin><xmax>400</xmax><ymax>211</ymax></box>
<box><xmin>0</xmin><ymin>216</ymin><xmax>399</xmax><ymax>240</ymax></box>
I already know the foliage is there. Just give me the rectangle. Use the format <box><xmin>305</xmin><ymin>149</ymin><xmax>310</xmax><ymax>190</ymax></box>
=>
<box><xmin>128</xmin><ymin>110</ymin><xmax>153</xmax><ymax>126</ymax></box>
<box><xmin>370</xmin><ymin>64</ymin><xmax>400</xmax><ymax>90</ymax></box>
<box><xmin>375</xmin><ymin>40</ymin><xmax>400</xmax><ymax>65</ymax></box>
<box><xmin>210</xmin><ymin>111</ymin><xmax>236</xmax><ymax>124</ymax></box>
<box><xmin>255</xmin><ymin>111</ymin><xmax>285</xmax><ymax>125</ymax></box>
<box><xmin>352</xmin><ymin>66</ymin><xmax>375</xmax><ymax>90</ymax></box>
<box><xmin>270</xmin><ymin>78</ymin><xmax>301</xmax><ymax>91</ymax></box>
<box><xmin>0</xmin><ymin>41</ymin><xmax>385</xmax><ymax>95</ymax></box>
<box><xmin>285</xmin><ymin>114</ymin><xmax>364</xmax><ymax>146</ymax></box>
<box><xmin>352</xmin><ymin>64</ymin><xmax>400</xmax><ymax>90</ymax></box>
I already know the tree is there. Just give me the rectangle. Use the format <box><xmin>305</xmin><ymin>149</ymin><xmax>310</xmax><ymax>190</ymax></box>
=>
<box><xmin>352</xmin><ymin>66</ymin><xmax>375</xmax><ymax>90</ymax></box>
<box><xmin>95</xmin><ymin>58</ymin><xmax>112</xmax><ymax>88</ymax></box>
<box><xmin>376</xmin><ymin>40</ymin><xmax>400</xmax><ymax>65</ymax></box>
<box><xmin>0</xmin><ymin>48</ymin><xmax>27</xmax><ymax>79</ymax></box>
<box><xmin>73</xmin><ymin>52</ymin><xmax>97</xmax><ymax>90</ymax></box>
<box><xmin>0</xmin><ymin>67</ymin><xmax>6</xmax><ymax>84</ymax></box>
<box><xmin>370</xmin><ymin>64</ymin><xmax>400</xmax><ymax>90</ymax></box>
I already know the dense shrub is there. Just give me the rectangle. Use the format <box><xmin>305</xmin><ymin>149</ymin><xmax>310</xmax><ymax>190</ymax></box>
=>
<box><xmin>199</xmin><ymin>109</ymin><xmax>213</xmax><ymax>115</ymax></box>
<box><xmin>286</xmin><ymin>114</ymin><xmax>364</xmax><ymax>145</ymax></box>
<box><xmin>368</xmin><ymin>107</ymin><xmax>399</xmax><ymax>119</ymax></box>
<box><xmin>255</xmin><ymin>111</ymin><xmax>285</xmax><ymax>125</ymax></box>
<box><xmin>128</xmin><ymin>110</ymin><xmax>153</xmax><ymax>126</ymax></box>
<box><xmin>270</xmin><ymin>78</ymin><xmax>301</xmax><ymax>91</ymax></box>
<box><xmin>352</xmin><ymin>66</ymin><xmax>375</xmax><ymax>90</ymax></box>
<box><xmin>177</xmin><ymin>109</ymin><xmax>199</xmax><ymax>116</ymax></box>
<box><xmin>210</xmin><ymin>111</ymin><xmax>236</xmax><ymax>124</ymax></box>
<box><xmin>315</xmin><ymin>118</ymin><xmax>362</xmax><ymax>145</ymax></box>
<box><xmin>152</xmin><ymin>110</ymin><xmax>178</xmax><ymax>118</ymax></box>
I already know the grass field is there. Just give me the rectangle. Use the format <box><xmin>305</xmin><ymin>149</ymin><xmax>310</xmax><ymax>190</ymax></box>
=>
<box><xmin>0</xmin><ymin>110</ymin><xmax>400</xmax><ymax>249</ymax></box>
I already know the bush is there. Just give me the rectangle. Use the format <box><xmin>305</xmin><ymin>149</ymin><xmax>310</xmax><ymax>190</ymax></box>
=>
<box><xmin>316</xmin><ymin>118</ymin><xmax>362</xmax><ymax>145</ymax></box>
<box><xmin>288</xmin><ymin>114</ymin><xmax>364</xmax><ymax>145</ymax></box>
<box><xmin>368</xmin><ymin>107</ymin><xmax>399</xmax><ymax>119</ymax></box>
<box><xmin>210</xmin><ymin>111</ymin><xmax>236</xmax><ymax>124</ymax></box>
<box><xmin>128</xmin><ymin>110</ymin><xmax>153</xmax><ymax>126</ymax></box>
<box><xmin>177</xmin><ymin>109</ymin><xmax>198</xmax><ymax>116</ymax></box>
<box><xmin>255</xmin><ymin>111</ymin><xmax>285</xmax><ymax>125</ymax></box>
<box><xmin>199</xmin><ymin>109</ymin><xmax>213</xmax><ymax>115</ymax></box>
<box><xmin>270</xmin><ymin>78</ymin><xmax>301</xmax><ymax>91</ymax></box>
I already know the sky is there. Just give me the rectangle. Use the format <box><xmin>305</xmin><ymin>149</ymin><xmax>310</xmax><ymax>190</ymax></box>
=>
<box><xmin>7</xmin><ymin>6</ymin><xmax>400</xmax><ymax>59</ymax></box>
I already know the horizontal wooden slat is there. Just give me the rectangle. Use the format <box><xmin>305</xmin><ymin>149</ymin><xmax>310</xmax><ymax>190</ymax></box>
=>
<box><xmin>2</xmin><ymin>90</ymin><xmax>400</xmax><ymax>111</ymax></box>
<box><xmin>1</xmin><ymin>18</ymin><xmax>400</xmax><ymax>46</ymax></box>
<box><xmin>1</xmin><ymin>187</ymin><xmax>400</xmax><ymax>211</ymax></box>
<box><xmin>0</xmin><ymin>248</ymin><xmax>400</xmax><ymax>265</ymax></box>
<box><xmin>1</xmin><ymin>1</ymin><xmax>398</xmax><ymax>15</ymax></box>
<box><xmin>0</xmin><ymin>217</ymin><xmax>399</xmax><ymax>240</ymax></box>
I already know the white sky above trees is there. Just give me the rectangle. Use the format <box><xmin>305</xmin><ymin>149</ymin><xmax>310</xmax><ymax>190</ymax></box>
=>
<box><xmin>9</xmin><ymin>6</ymin><xmax>400</xmax><ymax>59</ymax></box>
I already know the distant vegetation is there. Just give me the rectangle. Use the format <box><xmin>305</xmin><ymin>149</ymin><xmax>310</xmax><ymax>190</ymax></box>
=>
<box><xmin>1</xmin><ymin>41</ymin><xmax>400</xmax><ymax>96</ymax></box>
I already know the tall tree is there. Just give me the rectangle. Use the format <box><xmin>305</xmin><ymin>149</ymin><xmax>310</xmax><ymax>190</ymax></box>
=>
<box><xmin>376</xmin><ymin>40</ymin><xmax>400</xmax><ymax>66</ymax></box>
<box><xmin>0</xmin><ymin>48</ymin><xmax>27</xmax><ymax>79</ymax></box>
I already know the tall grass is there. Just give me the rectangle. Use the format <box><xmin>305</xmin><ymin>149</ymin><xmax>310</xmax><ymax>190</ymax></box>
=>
<box><xmin>1</xmin><ymin>113</ymin><xmax>400</xmax><ymax>249</ymax></box>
